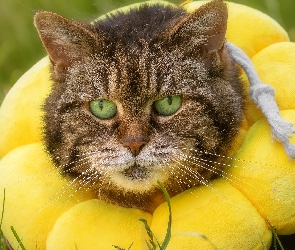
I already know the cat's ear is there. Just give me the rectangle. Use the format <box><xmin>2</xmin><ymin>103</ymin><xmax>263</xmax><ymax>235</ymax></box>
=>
<box><xmin>34</xmin><ymin>11</ymin><xmax>98</xmax><ymax>80</ymax></box>
<box><xmin>163</xmin><ymin>0</ymin><xmax>228</xmax><ymax>70</ymax></box>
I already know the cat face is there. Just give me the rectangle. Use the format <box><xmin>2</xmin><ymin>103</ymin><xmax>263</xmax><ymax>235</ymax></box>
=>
<box><xmin>34</xmin><ymin>0</ymin><xmax>245</xmax><ymax>212</ymax></box>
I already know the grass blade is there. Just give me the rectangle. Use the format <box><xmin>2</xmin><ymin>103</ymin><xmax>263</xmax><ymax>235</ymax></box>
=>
<box><xmin>113</xmin><ymin>245</ymin><xmax>125</xmax><ymax>250</ymax></box>
<box><xmin>270</xmin><ymin>225</ymin><xmax>285</xmax><ymax>250</ymax></box>
<box><xmin>127</xmin><ymin>242</ymin><xmax>134</xmax><ymax>250</ymax></box>
<box><xmin>0</xmin><ymin>189</ymin><xmax>5</xmax><ymax>232</ymax></box>
<box><xmin>258</xmin><ymin>234</ymin><xmax>268</xmax><ymax>250</ymax></box>
<box><xmin>0</xmin><ymin>189</ymin><xmax>7</xmax><ymax>250</ymax></box>
<box><xmin>10</xmin><ymin>226</ymin><xmax>26</xmax><ymax>250</ymax></box>
<box><xmin>114</xmin><ymin>181</ymin><xmax>172</xmax><ymax>250</ymax></box>
<box><xmin>112</xmin><ymin>242</ymin><xmax>133</xmax><ymax>250</ymax></box>
<box><xmin>157</xmin><ymin>181</ymin><xmax>172</xmax><ymax>250</ymax></box>
<box><xmin>144</xmin><ymin>240</ymin><xmax>154</xmax><ymax>250</ymax></box>
<box><xmin>139</xmin><ymin>218</ymin><xmax>159</xmax><ymax>249</ymax></box>
<box><xmin>178</xmin><ymin>232</ymin><xmax>218</xmax><ymax>250</ymax></box>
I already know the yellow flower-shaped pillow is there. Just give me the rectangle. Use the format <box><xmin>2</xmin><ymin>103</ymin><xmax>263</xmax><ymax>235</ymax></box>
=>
<box><xmin>0</xmin><ymin>1</ymin><xmax>294</xmax><ymax>249</ymax></box>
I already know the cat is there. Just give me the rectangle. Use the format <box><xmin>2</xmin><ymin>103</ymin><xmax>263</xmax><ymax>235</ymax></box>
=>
<box><xmin>33</xmin><ymin>0</ymin><xmax>245</xmax><ymax>213</ymax></box>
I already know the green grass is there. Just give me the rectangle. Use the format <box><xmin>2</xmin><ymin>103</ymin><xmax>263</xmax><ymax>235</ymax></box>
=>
<box><xmin>270</xmin><ymin>224</ymin><xmax>285</xmax><ymax>250</ymax></box>
<box><xmin>139</xmin><ymin>181</ymin><xmax>172</xmax><ymax>250</ymax></box>
<box><xmin>0</xmin><ymin>189</ymin><xmax>26</xmax><ymax>250</ymax></box>
<box><xmin>0</xmin><ymin>190</ymin><xmax>7</xmax><ymax>250</ymax></box>
<box><xmin>10</xmin><ymin>227</ymin><xmax>26</xmax><ymax>250</ymax></box>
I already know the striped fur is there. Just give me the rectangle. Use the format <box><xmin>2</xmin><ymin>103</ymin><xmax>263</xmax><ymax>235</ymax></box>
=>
<box><xmin>35</xmin><ymin>0</ymin><xmax>245</xmax><ymax>212</ymax></box>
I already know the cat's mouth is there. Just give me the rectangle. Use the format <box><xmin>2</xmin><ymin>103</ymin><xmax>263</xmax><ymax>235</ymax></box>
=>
<box><xmin>123</xmin><ymin>163</ymin><xmax>148</xmax><ymax>180</ymax></box>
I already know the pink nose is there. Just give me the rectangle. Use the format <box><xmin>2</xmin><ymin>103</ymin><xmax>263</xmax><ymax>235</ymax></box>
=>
<box><xmin>122</xmin><ymin>137</ymin><xmax>148</xmax><ymax>156</ymax></box>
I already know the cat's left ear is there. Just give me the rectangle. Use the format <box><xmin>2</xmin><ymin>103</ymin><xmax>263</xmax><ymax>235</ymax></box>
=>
<box><xmin>163</xmin><ymin>0</ymin><xmax>228</xmax><ymax>70</ymax></box>
<box><xmin>34</xmin><ymin>11</ymin><xmax>100</xmax><ymax>81</ymax></box>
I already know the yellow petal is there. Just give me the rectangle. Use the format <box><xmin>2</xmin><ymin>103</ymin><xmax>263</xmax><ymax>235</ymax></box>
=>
<box><xmin>0</xmin><ymin>57</ymin><xmax>52</xmax><ymax>156</ymax></box>
<box><xmin>0</xmin><ymin>143</ymin><xmax>94</xmax><ymax>249</ymax></box>
<box><xmin>151</xmin><ymin>179</ymin><xmax>271</xmax><ymax>249</ymax></box>
<box><xmin>228</xmin><ymin>110</ymin><xmax>295</xmax><ymax>234</ymax></box>
<box><xmin>242</xmin><ymin>42</ymin><xmax>295</xmax><ymax>124</ymax></box>
<box><xmin>47</xmin><ymin>200</ymin><xmax>152</xmax><ymax>250</ymax></box>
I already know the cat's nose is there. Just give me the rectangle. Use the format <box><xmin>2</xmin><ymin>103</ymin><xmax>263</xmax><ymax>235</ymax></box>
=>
<box><xmin>122</xmin><ymin>137</ymin><xmax>149</xmax><ymax>156</ymax></box>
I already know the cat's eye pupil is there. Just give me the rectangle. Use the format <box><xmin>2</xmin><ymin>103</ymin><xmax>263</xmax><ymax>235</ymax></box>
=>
<box><xmin>99</xmin><ymin>100</ymin><xmax>104</xmax><ymax>110</ymax></box>
<box><xmin>90</xmin><ymin>100</ymin><xmax>117</xmax><ymax>120</ymax></box>
<box><xmin>167</xmin><ymin>96</ymin><xmax>172</xmax><ymax>105</ymax></box>
<box><xmin>153</xmin><ymin>95</ymin><xmax>182</xmax><ymax>116</ymax></box>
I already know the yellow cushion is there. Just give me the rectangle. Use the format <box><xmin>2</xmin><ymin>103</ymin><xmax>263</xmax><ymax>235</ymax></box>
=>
<box><xmin>0</xmin><ymin>143</ymin><xmax>95</xmax><ymax>249</ymax></box>
<box><xmin>0</xmin><ymin>57</ymin><xmax>51</xmax><ymax>156</ymax></box>
<box><xmin>0</xmin><ymin>1</ymin><xmax>294</xmax><ymax>249</ymax></box>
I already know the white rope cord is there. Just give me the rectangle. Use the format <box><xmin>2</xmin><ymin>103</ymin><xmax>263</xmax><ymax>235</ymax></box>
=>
<box><xmin>226</xmin><ymin>41</ymin><xmax>295</xmax><ymax>159</ymax></box>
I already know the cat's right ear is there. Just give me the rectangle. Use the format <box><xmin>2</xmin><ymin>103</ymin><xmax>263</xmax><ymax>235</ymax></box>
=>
<box><xmin>159</xmin><ymin>0</ymin><xmax>228</xmax><ymax>72</ymax></box>
<box><xmin>34</xmin><ymin>11</ymin><xmax>99</xmax><ymax>81</ymax></box>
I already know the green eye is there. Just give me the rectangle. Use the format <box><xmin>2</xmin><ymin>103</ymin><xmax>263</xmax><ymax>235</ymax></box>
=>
<box><xmin>89</xmin><ymin>100</ymin><xmax>117</xmax><ymax>119</ymax></box>
<box><xmin>153</xmin><ymin>95</ymin><xmax>182</xmax><ymax>116</ymax></box>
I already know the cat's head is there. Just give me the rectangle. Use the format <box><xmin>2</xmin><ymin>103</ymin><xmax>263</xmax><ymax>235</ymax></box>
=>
<box><xmin>34</xmin><ymin>0</ymin><xmax>245</xmax><ymax>212</ymax></box>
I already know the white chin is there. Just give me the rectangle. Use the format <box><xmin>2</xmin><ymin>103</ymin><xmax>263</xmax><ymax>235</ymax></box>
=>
<box><xmin>110</xmin><ymin>168</ymin><xmax>168</xmax><ymax>193</ymax></box>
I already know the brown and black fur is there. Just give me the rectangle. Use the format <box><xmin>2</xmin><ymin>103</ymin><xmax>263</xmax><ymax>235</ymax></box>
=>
<box><xmin>34</xmin><ymin>0</ymin><xmax>245</xmax><ymax>213</ymax></box>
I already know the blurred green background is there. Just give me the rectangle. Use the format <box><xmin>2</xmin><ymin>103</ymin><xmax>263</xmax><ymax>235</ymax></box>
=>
<box><xmin>0</xmin><ymin>0</ymin><xmax>294</xmax><ymax>103</ymax></box>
